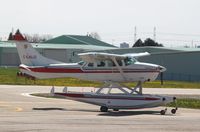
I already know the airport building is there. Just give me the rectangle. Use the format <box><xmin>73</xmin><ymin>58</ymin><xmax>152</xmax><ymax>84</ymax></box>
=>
<box><xmin>0</xmin><ymin>34</ymin><xmax>200</xmax><ymax>82</ymax></box>
<box><xmin>120</xmin><ymin>42</ymin><xmax>129</xmax><ymax>48</ymax></box>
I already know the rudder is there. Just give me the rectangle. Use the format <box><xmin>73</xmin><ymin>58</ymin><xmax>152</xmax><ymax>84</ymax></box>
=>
<box><xmin>13</xmin><ymin>30</ymin><xmax>63</xmax><ymax>66</ymax></box>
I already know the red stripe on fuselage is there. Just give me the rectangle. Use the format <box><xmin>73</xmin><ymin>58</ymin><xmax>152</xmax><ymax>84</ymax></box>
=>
<box><xmin>19</xmin><ymin>67</ymin><xmax>160</xmax><ymax>73</ymax></box>
<box><xmin>31</xmin><ymin>67</ymin><xmax>82</xmax><ymax>73</ymax></box>
<box><xmin>55</xmin><ymin>93</ymin><xmax>160</xmax><ymax>101</ymax></box>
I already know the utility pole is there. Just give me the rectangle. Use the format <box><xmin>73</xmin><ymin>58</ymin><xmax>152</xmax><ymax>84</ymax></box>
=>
<box><xmin>153</xmin><ymin>27</ymin><xmax>156</xmax><ymax>41</ymax></box>
<box><xmin>134</xmin><ymin>26</ymin><xmax>137</xmax><ymax>44</ymax></box>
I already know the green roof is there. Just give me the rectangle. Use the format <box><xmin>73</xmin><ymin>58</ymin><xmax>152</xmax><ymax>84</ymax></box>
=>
<box><xmin>0</xmin><ymin>41</ymin><xmax>117</xmax><ymax>50</ymax></box>
<box><xmin>43</xmin><ymin>35</ymin><xmax>116</xmax><ymax>48</ymax></box>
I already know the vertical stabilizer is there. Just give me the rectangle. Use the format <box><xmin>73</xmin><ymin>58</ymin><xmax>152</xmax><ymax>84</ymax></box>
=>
<box><xmin>13</xmin><ymin>29</ymin><xmax>63</xmax><ymax>66</ymax></box>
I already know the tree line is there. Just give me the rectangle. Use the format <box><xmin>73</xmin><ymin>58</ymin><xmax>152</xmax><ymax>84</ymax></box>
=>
<box><xmin>132</xmin><ymin>38</ymin><xmax>163</xmax><ymax>47</ymax></box>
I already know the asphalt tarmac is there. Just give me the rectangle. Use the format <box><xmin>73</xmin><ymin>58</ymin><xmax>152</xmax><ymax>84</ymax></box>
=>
<box><xmin>0</xmin><ymin>85</ymin><xmax>200</xmax><ymax>132</ymax></box>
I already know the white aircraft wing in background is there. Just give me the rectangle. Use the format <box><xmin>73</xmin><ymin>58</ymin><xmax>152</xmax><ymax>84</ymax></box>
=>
<box><xmin>124</xmin><ymin>52</ymin><xmax>150</xmax><ymax>58</ymax></box>
<box><xmin>78</xmin><ymin>52</ymin><xmax>150</xmax><ymax>63</ymax></box>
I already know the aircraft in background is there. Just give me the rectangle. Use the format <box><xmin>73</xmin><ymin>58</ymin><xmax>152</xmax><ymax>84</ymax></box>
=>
<box><xmin>14</xmin><ymin>30</ymin><xmax>177</xmax><ymax>115</ymax></box>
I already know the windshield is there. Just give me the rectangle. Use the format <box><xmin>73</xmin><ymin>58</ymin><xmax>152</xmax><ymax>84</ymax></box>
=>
<box><xmin>124</xmin><ymin>57</ymin><xmax>137</xmax><ymax>65</ymax></box>
<box><xmin>78</xmin><ymin>61</ymin><xmax>85</xmax><ymax>65</ymax></box>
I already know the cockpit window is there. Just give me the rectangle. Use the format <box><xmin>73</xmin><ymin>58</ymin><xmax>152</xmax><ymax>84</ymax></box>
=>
<box><xmin>78</xmin><ymin>61</ymin><xmax>84</xmax><ymax>65</ymax></box>
<box><xmin>124</xmin><ymin>57</ymin><xmax>137</xmax><ymax>65</ymax></box>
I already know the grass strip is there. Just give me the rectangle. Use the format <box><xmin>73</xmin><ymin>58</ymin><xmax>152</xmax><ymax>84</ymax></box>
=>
<box><xmin>167</xmin><ymin>98</ymin><xmax>200</xmax><ymax>109</ymax></box>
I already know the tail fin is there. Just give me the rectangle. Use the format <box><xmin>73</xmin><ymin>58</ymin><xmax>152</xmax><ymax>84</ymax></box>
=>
<box><xmin>13</xmin><ymin>30</ymin><xmax>63</xmax><ymax>66</ymax></box>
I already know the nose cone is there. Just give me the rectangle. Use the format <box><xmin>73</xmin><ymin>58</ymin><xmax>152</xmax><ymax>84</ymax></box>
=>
<box><xmin>158</xmin><ymin>66</ymin><xmax>166</xmax><ymax>72</ymax></box>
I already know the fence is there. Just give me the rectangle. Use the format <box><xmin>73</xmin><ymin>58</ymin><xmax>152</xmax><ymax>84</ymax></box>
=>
<box><xmin>158</xmin><ymin>73</ymin><xmax>200</xmax><ymax>82</ymax></box>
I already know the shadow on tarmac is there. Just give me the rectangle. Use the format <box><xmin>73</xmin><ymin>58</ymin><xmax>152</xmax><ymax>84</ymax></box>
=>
<box><xmin>32</xmin><ymin>107</ymin><xmax>67</xmax><ymax>111</ymax></box>
<box><xmin>98</xmin><ymin>110</ymin><xmax>160</xmax><ymax>116</ymax></box>
<box><xmin>32</xmin><ymin>107</ymin><xmax>175</xmax><ymax>116</ymax></box>
<box><xmin>32</xmin><ymin>107</ymin><xmax>99</xmax><ymax>112</ymax></box>
<box><xmin>32</xmin><ymin>107</ymin><xmax>161</xmax><ymax>116</ymax></box>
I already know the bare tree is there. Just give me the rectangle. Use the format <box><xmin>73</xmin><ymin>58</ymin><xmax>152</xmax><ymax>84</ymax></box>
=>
<box><xmin>88</xmin><ymin>32</ymin><xmax>101</xmax><ymax>40</ymax></box>
<box><xmin>24</xmin><ymin>34</ymin><xmax>53</xmax><ymax>43</ymax></box>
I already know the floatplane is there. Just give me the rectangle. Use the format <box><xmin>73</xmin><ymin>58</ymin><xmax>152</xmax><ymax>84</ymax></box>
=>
<box><xmin>14</xmin><ymin>30</ymin><xmax>177</xmax><ymax>115</ymax></box>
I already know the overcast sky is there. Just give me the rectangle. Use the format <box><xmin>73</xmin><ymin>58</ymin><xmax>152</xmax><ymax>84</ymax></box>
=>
<box><xmin>1</xmin><ymin>0</ymin><xmax>200</xmax><ymax>47</ymax></box>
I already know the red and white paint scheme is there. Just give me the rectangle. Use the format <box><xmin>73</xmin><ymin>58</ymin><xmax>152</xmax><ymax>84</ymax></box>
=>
<box><xmin>14</xmin><ymin>30</ymin><xmax>177</xmax><ymax>115</ymax></box>
<box><xmin>16</xmin><ymin>43</ymin><xmax>165</xmax><ymax>82</ymax></box>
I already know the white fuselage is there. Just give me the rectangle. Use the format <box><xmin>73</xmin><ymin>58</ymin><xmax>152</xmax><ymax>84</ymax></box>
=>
<box><xmin>19</xmin><ymin>61</ymin><xmax>163</xmax><ymax>82</ymax></box>
<box><xmin>15</xmin><ymin>40</ymin><xmax>165</xmax><ymax>83</ymax></box>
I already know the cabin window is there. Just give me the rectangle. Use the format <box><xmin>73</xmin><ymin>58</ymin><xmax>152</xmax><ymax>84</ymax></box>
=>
<box><xmin>97</xmin><ymin>61</ymin><xmax>105</xmax><ymax>67</ymax></box>
<box><xmin>107</xmin><ymin>60</ymin><xmax>116</xmax><ymax>67</ymax></box>
<box><xmin>88</xmin><ymin>63</ymin><xmax>94</xmax><ymax>67</ymax></box>
<box><xmin>124</xmin><ymin>57</ymin><xmax>137</xmax><ymax>65</ymax></box>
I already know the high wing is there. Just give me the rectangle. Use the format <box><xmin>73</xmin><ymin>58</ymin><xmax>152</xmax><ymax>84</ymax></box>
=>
<box><xmin>78</xmin><ymin>52</ymin><xmax>126</xmax><ymax>62</ymax></box>
<box><xmin>78</xmin><ymin>52</ymin><xmax>150</xmax><ymax>62</ymax></box>
<box><xmin>124</xmin><ymin>52</ymin><xmax>150</xmax><ymax>58</ymax></box>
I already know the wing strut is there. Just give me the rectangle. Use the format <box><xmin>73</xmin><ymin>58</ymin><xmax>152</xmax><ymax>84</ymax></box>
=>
<box><xmin>111</xmin><ymin>57</ymin><xmax>127</xmax><ymax>81</ymax></box>
<box><xmin>130</xmin><ymin>81</ymin><xmax>142</xmax><ymax>95</ymax></box>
